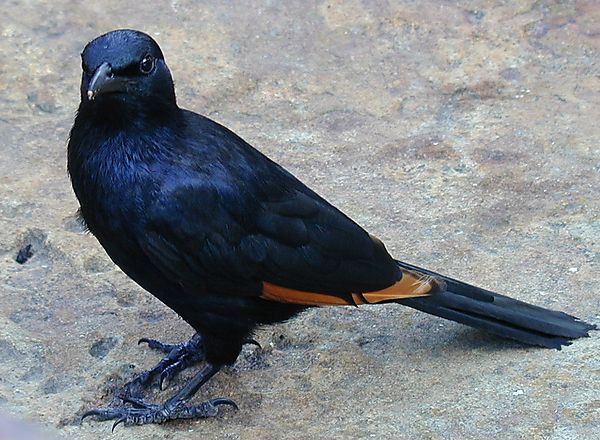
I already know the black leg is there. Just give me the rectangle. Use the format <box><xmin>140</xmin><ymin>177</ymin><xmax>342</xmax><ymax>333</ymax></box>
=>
<box><xmin>164</xmin><ymin>362</ymin><xmax>220</xmax><ymax>404</ymax></box>
<box><xmin>83</xmin><ymin>363</ymin><xmax>236</xmax><ymax>428</ymax></box>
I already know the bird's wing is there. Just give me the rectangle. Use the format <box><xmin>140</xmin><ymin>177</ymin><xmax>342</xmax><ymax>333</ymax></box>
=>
<box><xmin>136</xmin><ymin>111</ymin><xmax>440</xmax><ymax>305</ymax></box>
<box><xmin>138</xmin><ymin>172</ymin><xmax>440</xmax><ymax>306</ymax></box>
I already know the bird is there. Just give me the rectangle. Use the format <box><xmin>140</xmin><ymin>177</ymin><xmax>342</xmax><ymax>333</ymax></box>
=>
<box><xmin>68</xmin><ymin>29</ymin><xmax>595</xmax><ymax>428</ymax></box>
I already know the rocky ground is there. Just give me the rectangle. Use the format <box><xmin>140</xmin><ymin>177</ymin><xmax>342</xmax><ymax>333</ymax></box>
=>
<box><xmin>0</xmin><ymin>1</ymin><xmax>598</xmax><ymax>439</ymax></box>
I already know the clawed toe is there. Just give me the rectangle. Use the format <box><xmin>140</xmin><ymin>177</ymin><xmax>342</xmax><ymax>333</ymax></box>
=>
<box><xmin>138</xmin><ymin>337</ymin><xmax>178</xmax><ymax>354</ymax></box>
<box><xmin>210</xmin><ymin>398</ymin><xmax>238</xmax><ymax>410</ymax></box>
<box><xmin>243</xmin><ymin>338</ymin><xmax>262</xmax><ymax>349</ymax></box>
<box><xmin>84</xmin><ymin>362</ymin><xmax>228</xmax><ymax>428</ymax></box>
<box><xmin>158</xmin><ymin>362</ymin><xmax>182</xmax><ymax>390</ymax></box>
<box><xmin>120</xmin><ymin>333</ymin><xmax>206</xmax><ymax>397</ymax></box>
<box><xmin>82</xmin><ymin>397</ymin><xmax>237</xmax><ymax>428</ymax></box>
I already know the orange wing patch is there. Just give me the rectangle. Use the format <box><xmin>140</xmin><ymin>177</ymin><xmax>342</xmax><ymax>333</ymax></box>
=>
<box><xmin>261</xmin><ymin>269</ymin><xmax>443</xmax><ymax>306</ymax></box>
<box><xmin>261</xmin><ymin>283</ymin><xmax>350</xmax><ymax>306</ymax></box>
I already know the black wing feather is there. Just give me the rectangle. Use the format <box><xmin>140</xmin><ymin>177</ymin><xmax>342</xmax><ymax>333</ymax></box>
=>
<box><xmin>136</xmin><ymin>112</ymin><xmax>400</xmax><ymax>298</ymax></box>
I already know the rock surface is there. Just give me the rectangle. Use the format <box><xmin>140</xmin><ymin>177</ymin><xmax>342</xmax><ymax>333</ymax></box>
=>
<box><xmin>0</xmin><ymin>1</ymin><xmax>598</xmax><ymax>439</ymax></box>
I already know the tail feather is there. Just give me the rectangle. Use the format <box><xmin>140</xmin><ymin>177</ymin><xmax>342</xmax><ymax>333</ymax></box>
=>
<box><xmin>395</xmin><ymin>261</ymin><xmax>596</xmax><ymax>349</ymax></box>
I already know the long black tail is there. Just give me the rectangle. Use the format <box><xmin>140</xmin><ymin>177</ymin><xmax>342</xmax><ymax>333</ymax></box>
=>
<box><xmin>395</xmin><ymin>261</ymin><xmax>596</xmax><ymax>349</ymax></box>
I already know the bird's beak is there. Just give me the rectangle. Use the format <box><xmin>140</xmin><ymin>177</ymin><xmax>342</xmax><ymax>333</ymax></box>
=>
<box><xmin>87</xmin><ymin>62</ymin><xmax>127</xmax><ymax>101</ymax></box>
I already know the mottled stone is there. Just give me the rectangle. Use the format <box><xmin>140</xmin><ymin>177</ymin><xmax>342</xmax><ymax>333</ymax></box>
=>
<box><xmin>0</xmin><ymin>1</ymin><xmax>598</xmax><ymax>439</ymax></box>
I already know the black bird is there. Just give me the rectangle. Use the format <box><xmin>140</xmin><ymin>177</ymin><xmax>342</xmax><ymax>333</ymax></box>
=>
<box><xmin>69</xmin><ymin>30</ymin><xmax>595</xmax><ymax>427</ymax></box>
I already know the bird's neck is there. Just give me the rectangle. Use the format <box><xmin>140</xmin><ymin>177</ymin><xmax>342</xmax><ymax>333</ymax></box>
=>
<box><xmin>76</xmin><ymin>96</ymin><xmax>180</xmax><ymax>132</ymax></box>
<box><xmin>67</xmin><ymin>101</ymin><xmax>182</xmax><ymax>212</ymax></box>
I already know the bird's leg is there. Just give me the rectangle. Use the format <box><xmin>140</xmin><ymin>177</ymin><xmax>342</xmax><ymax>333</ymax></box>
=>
<box><xmin>83</xmin><ymin>363</ymin><xmax>236</xmax><ymax>428</ymax></box>
<box><xmin>121</xmin><ymin>333</ymin><xmax>205</xmax><ymax>398</ymax></box>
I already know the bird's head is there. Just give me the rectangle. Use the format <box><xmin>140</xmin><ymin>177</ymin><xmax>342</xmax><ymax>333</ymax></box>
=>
<box><xmin>80</xmin><ymin>29</ymin><xmax>176</xmax><ymax>111</ymax></box>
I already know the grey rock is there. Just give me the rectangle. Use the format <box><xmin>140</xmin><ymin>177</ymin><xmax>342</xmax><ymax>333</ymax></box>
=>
<box><xmin>0</xmin><ymin>1</ymin><xmax>597</xmax><ymax>439</ymax></box>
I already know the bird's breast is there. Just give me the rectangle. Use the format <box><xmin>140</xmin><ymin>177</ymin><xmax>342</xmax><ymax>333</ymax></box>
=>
<box><xmin>70</xmin><ymin>140</ymin><xmax>155</xmax><ymax>238</ymax></box>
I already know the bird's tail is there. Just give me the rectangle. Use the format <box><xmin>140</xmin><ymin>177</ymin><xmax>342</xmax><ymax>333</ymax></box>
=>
<box><xmin>395</xmin><ymin>261</ymin><xmax>596</xmax><ymax>349</ymax></box>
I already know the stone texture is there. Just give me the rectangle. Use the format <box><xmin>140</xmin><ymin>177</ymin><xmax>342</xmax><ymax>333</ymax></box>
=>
<box><xmin>0</xmin><ymin>1</ymin><xmax>598</xmax><ymax>439</ymax></box>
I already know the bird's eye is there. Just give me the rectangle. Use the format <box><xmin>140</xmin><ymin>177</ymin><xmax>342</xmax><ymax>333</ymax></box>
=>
<box><xmin>139</xmin><ymin>55</ymin><xmax>155</xmax><ymax>74</ymax></box>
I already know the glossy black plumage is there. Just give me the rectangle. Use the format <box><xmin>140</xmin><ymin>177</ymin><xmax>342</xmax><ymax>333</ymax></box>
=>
<box><xmin>69</xmin><ymin>30</ymin><xmax>594</xmax><ymax>427</ymax></box>
<box><xmin>69</xmin><ymin>31</ymin><xmax>402</xmax><ymax>364</ymax></box>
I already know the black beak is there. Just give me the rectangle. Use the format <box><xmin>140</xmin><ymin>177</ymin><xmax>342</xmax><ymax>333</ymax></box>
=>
<box><xmin>87</xmin><ymin>62</ymin><xmax>127</xmax><ymax>100</ymax></box>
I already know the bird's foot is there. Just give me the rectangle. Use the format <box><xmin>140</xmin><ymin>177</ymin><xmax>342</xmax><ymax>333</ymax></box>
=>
<box><xmin>121</xmin><ymin>333</ymin><xmax>205</xmax><ymax>398</ymax></box>
<box><xmin>82</xmin><ymin>396</ymin><xmax>237</xmax><ymax>429</ymax></box>
<box><xmin>84</xmin><ymin>363</ymin><xmax>233</xmax><ymax>428</ymax></box>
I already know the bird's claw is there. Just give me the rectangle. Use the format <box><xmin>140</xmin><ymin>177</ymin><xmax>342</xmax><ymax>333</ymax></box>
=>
<box><xmin>82</xmin><ymin>397</ymin><xmax>237</xmax><ymax>428</ymax></box>
<box><xmin>157</xmin><ymin>360</ymin><xmax>187</xmax><ymax>390</ymax></box>
<box><xmin>138</xmin><ymin>337</ymin><xmax>179</xmax><ymax>354</ymax></box>
<box><xmin>243</xmin><ymin>338</ymin><xmax>262</xmax><ymax>349</ymax></box>
<box><xmin>121</xmin><ymin>334</ymin><xmax>206</xmax><ymax>397</ymax></box>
